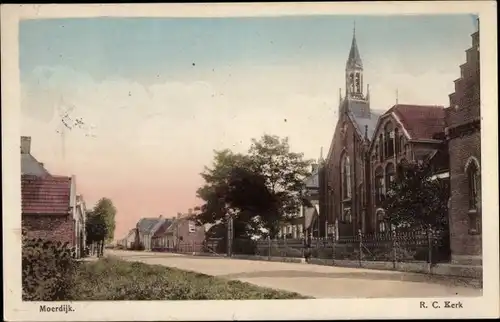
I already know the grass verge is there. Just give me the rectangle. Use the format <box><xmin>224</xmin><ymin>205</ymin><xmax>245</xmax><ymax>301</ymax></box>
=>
<box><xmin>69</xmin><ymin>257</ymin><xmax>310</xmax><ymax>300</ymax></box>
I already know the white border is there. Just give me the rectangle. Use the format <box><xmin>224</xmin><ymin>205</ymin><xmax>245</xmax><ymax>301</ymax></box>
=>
<box><xmin>2</xmin><ymin>2</ymin><xmax>498</xmax><ymax>321</ymax></box>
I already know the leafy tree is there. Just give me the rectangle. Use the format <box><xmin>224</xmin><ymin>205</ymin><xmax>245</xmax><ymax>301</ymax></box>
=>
<box><xmin>382</xmin><ymin>160</ymin><xmax>449</xmax><ymax>233</ymax></box>
<box><xmin>85</xmin><ymin>197</ymin><xmax>116</xmax><ymax>256</ymax></box>
<box><xmin>195</xmin><ymin>135</ymin><xmax>313</xmax><ymax>240</ymax></box>
<box><xmin>195</xmin><ymin>150</ymin><xmax>260</xmax><ymax>240</ymax></box>
<box><xmin>247</xmin><ymin>134</ymin><xmax>313</xmax><ymax>237</ymax></box>
<box><xmin>85</xmin><ymin>210</ymin><xmax>107</xmax><ymax>256</ymax></box>
<box><xmin>93</xmin><ymin>197</ymin><xmax>117</xmax><ymax>243</ymax></box>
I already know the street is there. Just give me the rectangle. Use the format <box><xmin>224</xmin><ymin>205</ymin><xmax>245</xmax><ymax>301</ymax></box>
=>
<box><xmin>108</xmin><ymin>250</ymin><xmax>482</xmax><ymax>299</ymax></box>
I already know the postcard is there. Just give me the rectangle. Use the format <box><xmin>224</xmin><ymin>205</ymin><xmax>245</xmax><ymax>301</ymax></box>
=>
<box><xmin>2</xmin><ymin>2</ymin><xmax>498</xmax><ymax>321</ymax></box>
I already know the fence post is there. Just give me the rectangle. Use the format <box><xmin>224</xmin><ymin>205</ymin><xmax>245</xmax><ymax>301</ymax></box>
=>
<box><xmin>358</xmin><ymin>229</ymin><xmax>363</xmax><ymax>267</ymax></box>
<box><xmin>331</xmin><ymin>229</ymin><xmax>336</xmax><ymax>266</ymax></box>
<box><xmin>391</xmin><ymin>228</ymin><xmax>397</xmax><ymax>269</ymax></box>
<box><xmin>427</xmin><ymin>227</ymin><xmax>433</xmax><ymax>273</ymax></box>
<box><xmin>284</xmin><ymin>236</ymin><xmax>288</xmax><ymax>258</ymax></box>
<box><xmin>267</xmin><ymin>236</ymin><xmax>271</xmax><ymax>259</ymax></box>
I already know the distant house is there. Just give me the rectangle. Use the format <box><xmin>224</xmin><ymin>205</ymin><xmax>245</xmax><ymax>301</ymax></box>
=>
<box><xmin>278</xmin><ymin>163</ymin><xmax>321</xmax><ymax>240</ymax></box>
<box><xmin>119</xmin><ymin>228</ymin><xmax>138</xmax><ymax>249</ymax></box>
<box><xmin>135</xmin><ymin>216</ymin><xmax>172</xmax><ymax>251</ymax></box>
<box><xmin>22</xmin><ymin>174</ymin><xmax>86</xmax><ymax>258</ymax></box>
<box><xmin>20</xmin><ymin>136</ymin><xmax>86</xmax><ymax>258</ymax></box>
<box><xmin>154</xmin><ymin>210</ymin><xmax>205</xmax><ymax>252</ymax></box>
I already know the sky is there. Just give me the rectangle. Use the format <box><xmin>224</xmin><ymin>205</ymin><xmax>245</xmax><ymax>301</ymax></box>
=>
<box><xmin>19</xmin><ymin>14</ymin><xmax>478</xmax><ymax>239</ymax></box>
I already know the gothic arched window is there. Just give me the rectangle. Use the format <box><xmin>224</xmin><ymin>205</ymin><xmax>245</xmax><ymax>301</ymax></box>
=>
<box><xmin>341</xmin><ymin>154</ymin><xmax>352</xmax><ymax>200</ymax></box>
<box><xmin>465</xmin><ymin>157</ymin><xmax>481</xmax><ymax>234</ymax></box>
<box><xmin>466</xmin><ymin>159</ymin><xmax>480</xmax><ymax>211</ymax></box>
<box><xmin>376</xmin><ymin>209</ymin><xmax>386</xmax><ymax>233</ymax></box>
<box><xmin>384</xmin><ymin>122</ymin><xmax>394</xmax><ymax>158</ymax></box>
<box><xmin>385</xmin><ymin>163</ymin><xmax>396</xmax><ymax>193</ymax></box>
<box><xmin>374</xmin><ymin>167</ymin><xmax>384</xmax><ymax>206</ymax></box>
<box><xmin>379</xmin><ymin>134</ymin><xmax>384</xmax><ymax>162</ymax></box>
<box><xmin>394</xmin><ymin>128</ymin><xmax>400</xmax><ymax>154</ymax></box>
<box><xmin>355</xmin><ymin>73</ymin><xmax>361</xmax><ymax>93</ymax></box>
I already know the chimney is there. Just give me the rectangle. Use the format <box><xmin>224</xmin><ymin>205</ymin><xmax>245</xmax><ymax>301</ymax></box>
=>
<box><xmin>21</xmin><ymin>136</ymin><xmax>31</xmax><ymax>154</ymax></box>
<box><xmin>188</xmin><ymin>208</ymin><xmax>193</xmax><ymax>215</ymax></box>
<box><xmin>159</xmin><ymin>214</ymin><xmax>163</xmax><ymax>218</ymax></box>
<box><xmin>177</xmin><ymin>212</ymin><xmax>182</xmax><ymax>219</ymax></box>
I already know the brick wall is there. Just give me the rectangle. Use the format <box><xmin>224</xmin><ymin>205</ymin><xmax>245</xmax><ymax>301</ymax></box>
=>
<box><xmin>447</xmin><ymin>133</ymin><xmax>481</xmax><ymax>260</ymax></box>
<box><xmin>324</xmin><ymin>108</ymin><xmax>368</xmax><ymax>236</ymax></box>
<box><xmin>22</xmin><ymin>214</ymin><xmax>75</xmax><ymax>246</ymax></box>
<box><xmin>446</xmin><ymin>29</ymin><xmax>481</xmax><ymax>265</ymax></box>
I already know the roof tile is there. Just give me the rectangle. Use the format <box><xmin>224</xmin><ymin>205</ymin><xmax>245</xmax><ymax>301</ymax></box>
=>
<box><xmin>390</xmin><ymin>104</ymin><xmax>446</xmax><ymax>140</ymax></box>
<box><xmin>21</xmin><ymin>175</ymin><xmax>71</xmax><ymax>214</ymax></box>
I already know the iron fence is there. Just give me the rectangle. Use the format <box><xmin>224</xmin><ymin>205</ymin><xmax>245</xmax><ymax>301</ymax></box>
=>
<box><xmin>230</xmin><ymin>229</ymin><xmax>450</xmax><ymax>264</ymax></box>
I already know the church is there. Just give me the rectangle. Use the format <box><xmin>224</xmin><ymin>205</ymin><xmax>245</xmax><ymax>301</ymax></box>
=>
<box><xmin>320</xmin><ymin>26</ymin><xmax>460</xmax><ymax>238</ymax></box>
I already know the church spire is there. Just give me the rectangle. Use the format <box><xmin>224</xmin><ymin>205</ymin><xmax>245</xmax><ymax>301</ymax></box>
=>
<box><xmin>346</xmin><ymin>21</ymin><xmax>363</xmax><ymax>70</ymax></box>
<box><xmin>345</xmin><ymin>22</ymin><xmax>364</xmax><ymax>100</ymax></box>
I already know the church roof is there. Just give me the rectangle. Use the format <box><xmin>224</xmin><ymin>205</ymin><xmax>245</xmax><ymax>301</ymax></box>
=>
<box><xmin>346</xmin><ymin>30</ymin><xmax>363</xmax><ymax>69</ymax></box>
<box><xmin>349</xmin><ymin>110</ymin><xmax>382</xmax><ymax>141</ymax></box>
<box><xmin>387</xmin><ymin>104</ymin><xmax>446</xmax><ymax>140</ymax></box>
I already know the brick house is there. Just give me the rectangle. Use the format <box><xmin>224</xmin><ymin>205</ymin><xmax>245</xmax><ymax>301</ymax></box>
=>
<box><xmin>118</xmin><ymin>228</ymin><xmax>138</xmax><ymax>249</ymax></box>
<box><xmin>445</xmin><ymin>23</ymin><xmax>481</xmax><ymax>265</ymax></box>
<box><xmin>134</xmin><ymin>216</ymin><xmax>172</xmax><ymax>251</ymax></box>
<box><xmin>367</xmin><ymin>104</ymin><xmax>449</xmax><ymax>233</ymax></box>
<box><xmin>153</xmin><ymin>210</ymin><xmax>205</xmax><ymax>252</ymax></box>
<box><xmin>20</xmin><ymin>136</ymin><xmax>87</xmax><ymax>258</ymax></box>
<box><xmin>21</xmin><ymin>175</ymin><xmax>86</xmax><ymax>257</ymax></box>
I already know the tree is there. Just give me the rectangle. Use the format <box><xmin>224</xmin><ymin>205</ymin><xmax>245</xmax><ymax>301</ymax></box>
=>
<box><xmin>194</xmin><ymin>135</ymin><xmax>313</xmax><ymax>240</ymax></box>
<box><xmin>85</xmin><ymin>198</ymin><xmax>117</xmax><ymax>256</ymax></box>
<box><xmin>247</xmin><ymin>134</ymin><xmax>313</xmax><ymax>237</ymax></box>
<box><xmin>93</xmin><ymin>197</ymin><xmax>117</xmax><ymax>243</ymax></box>
<box><xmin>382</xmin><ymin>160</ymin><xmax>449</xmax><ymax>232</ymax></box>
<box><xmin>85</xmin><ymin>210</ymin><xmax>107</xmax><ymax>257</ymax></box>
<box><xmin>195</xmin><ymin>149</ymin><xmax>260</xmax><ymax>240</ymax></box>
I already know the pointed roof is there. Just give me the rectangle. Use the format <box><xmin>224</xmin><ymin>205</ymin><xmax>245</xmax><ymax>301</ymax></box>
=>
<box><xmin>346</xmin><ymin>26</ymin><xmax>363</xmax><ymax>69</ymax></box>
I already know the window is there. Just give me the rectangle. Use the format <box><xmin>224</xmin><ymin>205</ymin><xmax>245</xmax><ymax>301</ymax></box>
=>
<box><xmin>377</xmin><ymin>209</ymin><xmax>386</xmax><ymax>233</ymax></box>
<box><xmin>404</xmin><ymin>144</ymin><xmax>410</xmax><ymax>158</ymax></box>
<box><xmin>375</xmin><ymin>167</ymin><xmax>384</xmax><ymax>205</ymax></box>
<box><xmin>467</xmin><ymin>161</ymin><xmax>480</xmax><ymax>211</ymax></box>
<box><xmin>379</xmin><ymin>135</ymin><xmax>384</xmax><ymax>162</ymax></box>
<box><xmin>395</xmin><ymin>129</ymin><xmax>400</xmax><ymax>154</ymax></box>
<box><xmin>188</xmin><ymin>221</ymin><xmax>196</xmax><ymax>233</ymax></box>
<box><xmin>399</xmin><ymin>136</ymin><xmax>405</xmax><ymax>155</ymax></box>
<box><xmin>342</xmin><ymin>208</ymin><xmax>352</xmax><ymax>223</ymax></box>
<box><xmin>466</xmin><ymin>158</ymin><xmax>481</xmax><ymax>234</ymax></box>
<box><xmin>385</xmin><ymin>163</ymin><xmax>396</xmax><ymax>193</ymax></box>
<box><xmin>384</xmin><ymin>123</ymin><xmax>395</xmax><ymax>158</ymax></box>
<box><xmin>341</xmin><ymin>154</ymin><xmax>352</xmax><ymax>200</ymax></box>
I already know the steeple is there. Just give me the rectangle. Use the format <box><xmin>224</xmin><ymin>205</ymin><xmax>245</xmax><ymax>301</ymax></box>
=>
<box><xmin>346</xmin><ymin>22</ymin><xmax>363</xmax><ymax>70</ymax></box>
<box><xmin>345</xmin><ymin>22</ymin><xmax>364</xmax><ymax>100</ymax></box>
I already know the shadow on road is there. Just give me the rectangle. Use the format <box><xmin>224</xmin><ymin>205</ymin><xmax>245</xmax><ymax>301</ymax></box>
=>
<box><xmin>110</xmin><ymin>252</ymin><xmax>482</xmax><ymax>291</ymax></box>
<box><xmin>217</xmin><ymin>270</ymin><xmax>482</xmax><ymax>290</ymax></box>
